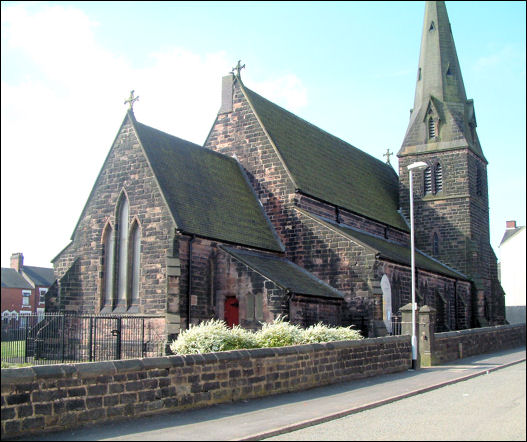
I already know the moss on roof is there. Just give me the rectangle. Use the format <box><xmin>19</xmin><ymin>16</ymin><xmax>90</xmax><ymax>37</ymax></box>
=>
<box><xmin>242</xmin><ymin>86</ymin><xmax>408</xmax><ymax>232</ymax></box>
<box><xmin>221</xmin><ymin>246</ymin><xmax>344</xmax><ymax>299</ymax></box>
<box><xmin>134</xmin><ymin>120</ymin><xmax>282</xmax><ymax>252</ymax></box>
<box><xmin>304</xmin><ymin>212</ymin><xmax>468</xmax><ymax>280</ymax></box>
<box><xmin>335</xmin><ymin>223</ymin><xmax>467</xmax><ymax>280</ymax></box>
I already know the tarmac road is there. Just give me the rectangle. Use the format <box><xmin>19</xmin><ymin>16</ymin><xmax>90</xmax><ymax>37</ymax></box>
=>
<box><xmin>266</xmin><ymin>361</ymin><xmax>526</xmax><ymax>441</ymax></box>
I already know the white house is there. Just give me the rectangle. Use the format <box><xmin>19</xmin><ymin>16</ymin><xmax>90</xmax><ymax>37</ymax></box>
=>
<box><xmin>499</xmin><ymin>221</ymin><xmax>526</xmax><ymax>324</ymax></box>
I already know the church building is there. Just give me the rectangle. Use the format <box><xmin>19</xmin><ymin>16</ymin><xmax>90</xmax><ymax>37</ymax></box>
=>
<box><xmin>47</xmin><ymin>1</ymin><xmax>505</xmax><ymax>341</ymax></box>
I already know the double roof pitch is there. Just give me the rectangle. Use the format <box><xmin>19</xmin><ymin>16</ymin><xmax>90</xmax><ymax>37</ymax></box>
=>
<box><xmin>242</xmin><ymin>85</ymin><xmax>409</xmax><ymax>232</ymax></box>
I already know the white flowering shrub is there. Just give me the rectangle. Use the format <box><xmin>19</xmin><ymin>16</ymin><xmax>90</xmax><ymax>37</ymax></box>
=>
<box><xmin>169</xmin><ymin>317</ymin><xmax>363</xmax><ymax>355</ymax></box>
<box><xmin>169</xmin><ymin>319</ymin><xmax>231</xmax><ymax>355</ymax></box>
<box><xmin>301</xmin><ymin>322</ymin><xmax>363</xmax><ymax>344</ymax></box>
<box><xmin>255</xmin><ymin>316</ymin><xmax>304</xmax><ymax>348</ymax></box>
<box><xmin>170</xmin><ymin>319</ymin><xmax>259</xmax><ymax>355</ymax></box>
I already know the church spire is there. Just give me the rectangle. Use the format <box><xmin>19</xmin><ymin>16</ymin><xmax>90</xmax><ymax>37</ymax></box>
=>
<box><xmin>413</xmin><ymin>1</ymin><xmax>466</xmax><ymax>108</ymax></box>
<box><xmin>399</xmin><ymin>1</ymin><xmax>485</xmax><ymax>161</ymax></box>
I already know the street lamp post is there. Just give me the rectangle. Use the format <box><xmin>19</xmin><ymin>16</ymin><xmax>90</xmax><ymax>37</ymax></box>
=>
<box><xmin>407</xmin><ymin>161</ymin><xmax>428</xmax><ymax>370</ymax></box>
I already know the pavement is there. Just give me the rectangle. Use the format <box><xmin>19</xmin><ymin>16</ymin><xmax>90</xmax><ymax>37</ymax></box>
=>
<box><xmin>21</xmin><ymin>346</ymin><xmax>526</xmax><ymax>441</ymax></box>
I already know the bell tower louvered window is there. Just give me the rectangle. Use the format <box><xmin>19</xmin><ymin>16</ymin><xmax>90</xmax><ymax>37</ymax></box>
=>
<box><xmin>424</xmin><ymin>166</ymin><xmax>432</xmax><ymax>195</ymax></box>
<box><xmin>434</xmin><ymin>163</ymin><xmax>443</xmax><ymax>193</ymax></box>
<box><xmin>428</xmin><ymin>117</ymin><xmax>436</xmax><ymax>139</ymax></box>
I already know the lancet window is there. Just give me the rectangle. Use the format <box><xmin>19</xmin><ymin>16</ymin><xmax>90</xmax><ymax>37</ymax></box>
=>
<box><xmin>101</xmin><ymin>191</ymin><xmax>141</xmax><ymax>311</ymax></box>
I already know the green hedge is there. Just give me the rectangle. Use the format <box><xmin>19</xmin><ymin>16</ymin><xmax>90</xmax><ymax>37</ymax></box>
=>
<box><xmin>170</xmin><ymin>317</ymin><xmax>362</xmax><ymax>355</ymax></box>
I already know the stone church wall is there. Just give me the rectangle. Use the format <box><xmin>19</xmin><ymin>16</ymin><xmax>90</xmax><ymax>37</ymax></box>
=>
<box><xmin>50</xmin><ymin>116</ymin><xmax>175</xmax><ymax>317</ymax></box>
<box><xmin>205</xmin><ymin>79</ymin><xmax>297</xmax><ymax>250</ymax></box>
<box><xmin>374</xmin><ymin>261</ymin><xmax>472</xmax><ymax>332</ymax></box>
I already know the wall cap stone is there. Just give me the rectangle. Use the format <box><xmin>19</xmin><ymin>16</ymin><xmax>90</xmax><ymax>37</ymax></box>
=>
<box><xmin>435</xmin><ymin>323</ymin><xmax>525</xmax><ymax>339</ymax></box>
<box><xmin>0</xmin><ymin>367</ymin><xmax>35</xmax><ymax>386</ymax></box>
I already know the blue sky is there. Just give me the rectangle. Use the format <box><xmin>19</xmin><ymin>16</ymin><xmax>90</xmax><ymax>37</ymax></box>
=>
<box><xmin>1</xmin><ymin>1</ymin><xmax>525</xmax><ymax>268</ymax></box>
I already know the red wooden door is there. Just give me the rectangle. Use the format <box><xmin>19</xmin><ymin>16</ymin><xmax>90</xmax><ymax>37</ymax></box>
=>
<box><xmin>224</xmin><ymin>297</ymin><xmax>239</xmax><ymax>328</ymax></box>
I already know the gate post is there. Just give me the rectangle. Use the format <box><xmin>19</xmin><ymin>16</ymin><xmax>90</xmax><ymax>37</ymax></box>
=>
<box><xmin>418</xmin><ymin>305</ymin><xmax>436</xmax><ymax>367</ymax></box>
<box><xmin>116</xmin><ymin>317</ymin><xmax>122</xmax><ymax>360</ymax></box>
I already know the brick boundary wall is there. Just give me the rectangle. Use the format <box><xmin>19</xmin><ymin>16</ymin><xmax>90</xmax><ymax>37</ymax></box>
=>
<box><xmin>1</xmin><ymin>336</ymin><xmax>411</xmax><ymax>439</ymax></box>
<box><xmin>431</xmin><ymin>323</ymin><xmax>526</xmax><ymax>365</ymax></box>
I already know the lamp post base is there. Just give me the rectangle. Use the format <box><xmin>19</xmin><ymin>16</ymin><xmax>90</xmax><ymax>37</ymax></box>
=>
<box><xmin>411</xmin><ymin>359</ymin><xmax>418</xmax><ymax>370</ymax></box>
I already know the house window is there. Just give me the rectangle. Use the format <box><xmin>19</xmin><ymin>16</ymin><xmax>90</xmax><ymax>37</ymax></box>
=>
<box><xmin>434</xmin><ymin>163</ymin><xmax>443</xmax><ymax>193</ymax></box>
<box><xmin>39</xmin><ymin>288</ymin><xmax>47</xmax><ymax>304</ymax></box>
<box><xmin>22</xmin><ymin>290</ymin><xmax>31</xmax><ymax>306</ymax></box>
<box><xmin>424</xmin><ymin>167</ymin><xmax>432</xmax><ymax>195</ymax></box>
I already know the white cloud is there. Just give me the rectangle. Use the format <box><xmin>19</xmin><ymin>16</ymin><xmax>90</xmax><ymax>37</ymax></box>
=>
<box><xmin>1</xmin><ymin>2</ymin><xmax>309</xmax><ymax>268</ymax></box>
<box><xmin>249</xmin><ymin>73</ymin><xmax>308</xmax><ymax>114</ymax></box>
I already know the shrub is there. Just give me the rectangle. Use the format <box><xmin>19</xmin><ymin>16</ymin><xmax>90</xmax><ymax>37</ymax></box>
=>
<box><xmin>169</xmin><ymin>319</ymin><xmax>260</xmax><ymax>355</ymax></box>
<box><xmin>169</xmin><ymin>316</ymin><xmax>363</xmax><ymax>355</ymax></box>
<box><xmin>224</xmin><ymin>325</ymin><xmax>260</xmax><ymax>351</ymax></box>
<box><xmin>254</xmin><ymin>316</ymin><xmax>304</xmax><ymax>348</ymax></box>
<box><xmin>169</xmin><ymin>319</ymin><xmax>232</xmax><ymax>355</ymax></box>
<box><xmin>301</xmin><ymin>322</ymin><xmax>363</xmax><ymax>344</ymax></box>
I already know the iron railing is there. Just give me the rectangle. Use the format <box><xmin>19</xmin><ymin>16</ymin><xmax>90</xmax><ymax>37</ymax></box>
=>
<box><xmin>1</xmin><ymin>313</ymin><xmax>165</xmax><ymax>365</ymax></box>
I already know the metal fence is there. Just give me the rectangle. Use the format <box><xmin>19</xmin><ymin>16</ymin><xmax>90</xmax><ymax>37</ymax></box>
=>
<box><xmin>1</xmin><ymin>313</ymin><xmax>165</xmax><ymax>365</ymax></box>
<box><xmin>391</xmin><ymin>315</ymin><xmax>402</xmax><ymax>335</ymax></box>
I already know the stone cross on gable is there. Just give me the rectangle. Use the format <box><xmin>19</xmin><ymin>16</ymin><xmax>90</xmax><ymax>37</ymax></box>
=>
<box><xmin>231</xmin><ymin>60</ymin><xmax>245</xmax><ymax>78</ymax></box>
<box><xmin>124</xmin><ymin>90</ymin><xmax>139</xmax><ymax>111</ymax></box>
<box><xmin>383</xmin><ymin>148</ymin><xmax>393</xmax><ymax>165</ymax></box>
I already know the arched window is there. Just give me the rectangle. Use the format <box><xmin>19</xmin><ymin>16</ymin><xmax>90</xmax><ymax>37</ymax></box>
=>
<box><xmin>433</xmin><ymin>232</ymin><xmax>439</xmax><ymax>256</ymax></box>
<box><xmin>434</xmin><ymin>163</ymin><xmax>443</xmax><ymax>193</ymax></box>
<box><xmin>116</xmin><ymin>194</ymin><xmax>129</xmax><ymax>308</ymax></box>
<box><xmin>428</xmin><ymin>117</ymin><xmax>436</xmax><ymax>139</ymax></box>
<box><xmin>424</xmin><ymin>166</ymin><xmax>432</xmax><ymax>195</ymax></box>
<box><xmin>129</xmin><ymin>219</ymin><xmax>141</xmax><ymax>307</ymax></box>
<box><xmin>102</xmin><ymin>223</ymin><xmax>114</xmax><ymax>309</ymax></box>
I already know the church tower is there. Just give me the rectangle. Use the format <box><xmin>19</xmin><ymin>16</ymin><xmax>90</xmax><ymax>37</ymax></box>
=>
<box><xmin>398</xmin><ymin>1</ymin><xmax>505</xmax><ymax>325</ymax></box>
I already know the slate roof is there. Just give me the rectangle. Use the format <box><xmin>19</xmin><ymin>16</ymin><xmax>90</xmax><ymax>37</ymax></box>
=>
<box><xmin>220</xmin><ymin>246</ymin><xmax>344</xmax><ymax>299</ymax></box>
<box><xmin>133</xmin><ymin>118</ymin><xmax>283</xmax><ymax>252</ymax></box>
<box><xmin>241</xmin><ymin>86</ymin><xmax>409</xmax><ymax>232</ymax></box>
<box><xmin>22</xmin><ymin>266</ymin><xmax>55</xmax><ymax>287</ymax></box>
<box><xmin>399</xmin><ymin>1</ymin><xmax>485</xmax><ymax>161</ymax></box>
<box><xmin>500</xmin><ymin>226</ymin><xmax>525</xmax><ymax>246</ymax></box>
<box><xmin>303</xmin><ymin>211</ymin><xmax>468</xmax><ymax>280</ymax></box>
<box><xmin>1</xmin><ymin>268</ymin><xmax>33</xmax><ymax>289</ymax></box>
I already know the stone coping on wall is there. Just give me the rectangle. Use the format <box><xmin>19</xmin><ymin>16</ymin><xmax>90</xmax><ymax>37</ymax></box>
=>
<box><xmin>1</xmin><ymin>336</ymin><xmax>412</xmax><ymax>439</ymax></box>
<box><xmin>434</xmin><ymin>323</ymin><xmax>525</xmax><ymax>339</ymax></box>
<box><xmin>2</xmin><ymin>337</ymin><xmax>407</xmax><ymax>386</ymax></box>
<box><xmin>431</xmin><ymin>323</ymin><xmax>526</xmax><ymax>365</ymax></box>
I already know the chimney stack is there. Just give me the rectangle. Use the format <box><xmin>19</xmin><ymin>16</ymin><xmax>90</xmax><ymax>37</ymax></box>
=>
<box><xmin>219</xmin><ymin>74</ymin><xmax>234</xmax><ymax>114</ymax></box>
<box><xmin>10</xmin><ymin>252</ymin><xmax>24</xmax><ymax>272</ymax></box>
<box><xmin>506</xmin><ymin>220</ymin><xmax>517</xmax><ymax>229</ymax></box>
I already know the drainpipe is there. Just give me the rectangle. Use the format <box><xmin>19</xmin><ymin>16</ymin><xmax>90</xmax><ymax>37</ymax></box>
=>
<box><xmin>187</xmin><ymin>235</ymin><xmax>195</xmax><ymax>329</ymax></box>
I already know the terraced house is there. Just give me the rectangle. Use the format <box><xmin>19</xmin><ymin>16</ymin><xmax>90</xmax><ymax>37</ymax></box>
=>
<box><xmin>47</xmin><ymin>1</ymin><xmax>505</xmax><ymax>342</ymax></box>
